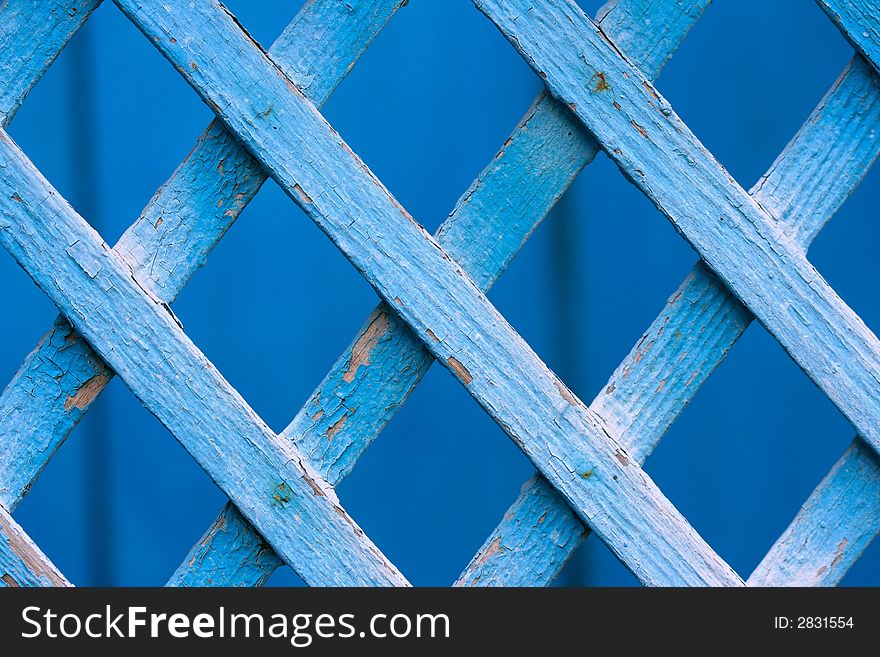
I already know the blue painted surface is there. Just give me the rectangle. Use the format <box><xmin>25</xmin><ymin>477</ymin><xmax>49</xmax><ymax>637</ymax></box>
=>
<box><xmin>1</xmin><ymin>0</ymin><xmax>879</xmax><ymax>586</ymax></box>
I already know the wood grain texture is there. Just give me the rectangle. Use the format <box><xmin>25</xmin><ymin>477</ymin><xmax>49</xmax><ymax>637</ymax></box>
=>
<box><xmin>460</xmin><ymin>11</ymin><xmax>880</xmax><ymax>585</ymax></box>
<box><xmin>475</xmin><ymin>0</ymin><xmax>880</xmax><ymax>459</ymax></box>
<box><xmin>115</xmin><ymin>0</ymin><xmax>741</xmax><ymax>586</ymax></box>
<box><xmin>173</xmin><ymin>504</ymin><xmax>281</xmax><ymax>587</ymax></box>
<box><xmin>0</xmin><ymin>505</ymin><xmax>69</xmax><ymax>587</ymax></box>
<box><xmin>3</xmin><ymin>0</ymin><xmax>874</xmax><ymax>589</ymax></box>
<box><xmin>749</xmin><ymin>439</ymin><xmax>880</xmax><ymax>586</ymax></box>
<box><xmin>0</xmin><ymin>130</ymin><xmax>407</xmax><ymax>586</ymax></box>
<box><xmin>818</xmin><ymin>0</ymin><xmax>880</xmax><ymax>75</ymax></box>
<box><xmin>0</xmin><ymin>0</ymin><xmax>403</xmax><ymax>514</ymax></box>
<box><xmin>0</xmin><ymin>0</ymin><xmax>102</xmax><ymax>128</ymax></box>
<box><xmin>170</xmin><ymin>0</ymin><xmax>712</xmax><ymax>588</ymax></box>
<box><xmin>178</xmin><ymin>1</ymin><xmax>880</xmax><ymax>588</ymax></box>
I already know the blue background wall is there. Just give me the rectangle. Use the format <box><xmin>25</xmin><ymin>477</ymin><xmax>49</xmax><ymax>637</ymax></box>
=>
<box><xmin>3</xmin><ymin>0</ymin><xmax>878</xmax><ymax>585</ymax></box>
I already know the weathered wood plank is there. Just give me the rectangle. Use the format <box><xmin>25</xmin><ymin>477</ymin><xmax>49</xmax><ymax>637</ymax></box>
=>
<box><xmin>457</xmin><ymin>475</ymin><xmax>581</xmax><ymax>586</ymax></box>
<box><xmin>0</xmin><ymin>0</ymin><xmax>404</xmax><ymax>513</ymax></box>
<box><xmin>818</xmin><ymin>0</ymin><xmax>880</xmax><ymax>75</ymax></box>
<box><xmin>475</xmin><ymin>0</ymin><xmax>880</xmax><ymax>459</ymax></box>
<box><xmin>177</xmin><ymin>2</ymin><xmax>880</xmax><ymax>588</ymax></box>
<box><xmin>0</xmin><ymin>131</ymin><xmax>407</xmax><ymax>587</ymax></box>
<box><xmin>0</xmin><ymin>505</ymin><xmax>69</xmax><ymax>587</ymax></box>
<box><xmin>749</xmin><ymin>439</ymin><xmax>880</xmax><ymax>586</ymax></box>
<box><xmin>0</xmin><ymin>0</ymin><xmax>102</xmax><ymax>128</ymax></box>
<box><xmin>172</xmin><ymin>505</ymin><xmax>281</xmax><ymax>587</ymax></box>
<box><xmin>170</xmin><ymin>0</ymin><xmax>713</xmax><ymax>587</ymax></box>
<box><xmin>459</xmin><ymin>23</ymin><xmax>880</xmax><ymax>584</ymax></box>
<box><xmin>115</xmin><ymin>0</ymin><xmax>740</xmax><ymax>586</ymax></box>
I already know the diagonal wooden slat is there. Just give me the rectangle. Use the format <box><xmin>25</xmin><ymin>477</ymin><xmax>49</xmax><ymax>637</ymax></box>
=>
<box><xmin>461</xmin><ymin>55</ymin><xmax>880</xmax><ymax>586</ymax></box>
<box><xmin>3</xmin><ymin>0</ymin><xmax>876</xmax><ymax>589</ymax></box>
<box><xmin>475</xmin><ymin>0</ymin><xmax>880</xmax><ymax>460</ymax></box>
<box><xmin>0</xmin><ymin>0</ymin><xmax>404</xmax><ymax>514</ymax></box>
<box><xmin>0</xmin><ymin>0</ymin><xmax>103</xmax><ymax>129</ymax></box>
<box><xmin>0</xmin><ymin>130</ymin><xmax>408</xmax><ymax>587</ymax></box>
<box><xmin>818</xmin><ymin>0</ymin><xmax>880</xmax><ymax>74</ymax></box>
<box><xmin>749</xmin><ymin>439</ymin><xmax>880</xmax><ymax>587</ymax></box>
<box><xmin>0</xmin><ymin>505</ymin><xmax>69</xmax><ymax>587</ymax></box>
<box><xmin>169</xmin><ymin>0</ymin><xmax>712</xmax><ymax>587</ymax></box>
<box><xmin>114</xmin><ymin>0</ymin><xmax>741</xmax><ymax>586</ymax></box>
<box><xmin>173</xmin><ymin>1</ymin><xmax>880</xmax><ymax>588</ymax></box>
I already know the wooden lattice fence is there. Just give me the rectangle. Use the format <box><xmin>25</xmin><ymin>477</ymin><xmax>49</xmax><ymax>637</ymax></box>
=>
<box><xmin>1</xmin><ymin>0</ymin><xmax>880</xmax><ymax>587</ymax></box>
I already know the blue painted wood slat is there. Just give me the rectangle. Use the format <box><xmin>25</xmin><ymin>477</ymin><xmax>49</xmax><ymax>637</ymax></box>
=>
<box><xmin>0</xmin><ymin>0</ymin><xmax>405</xmax><ymax>515</ymax></box>
<box><xmin>474</xmin><ymin>0</ymin><xmax>880</xmax><ymax>468</ymax></box>
<box><xmin>170</xmin><ymin>0</ymin><xmax>714</xmax><ymax>587</ymax></box>
<box><xmin>818</xmin><ymin>0</ymin><xmax>880</xmax><ymax>75</ymax></box>
<box><xmin>1</xmin><ymin>0</ymin><xmax>878</xmax><ymax>589</ymax></box>
<box><xmin>0</xmin><ymin>505</ymin><xmax>69</xmax><ymax>587</ymax></box>
<box><xmin>0</xmin><ymin>127</ymin><xmax>409</xmax><ymax>586</ymax></box>
<box><xmin>112</xmin><ymin>0</ymin><xmax>742</xmax><ymax>586</ymax></box>
<box><xmin>462</xmin><ymin>54</ymin><xmax>880</xmax><ymax>586</ymax></box>
<box><xmin>750</xmin><ymin>439</ymin><xmax>880</xmax><ymax>586</ymax></box>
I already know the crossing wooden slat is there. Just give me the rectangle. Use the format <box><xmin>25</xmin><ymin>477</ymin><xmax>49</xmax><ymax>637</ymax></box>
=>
<box><xmin>0</xmin><ymin>0</ymin><xmax>404</xmax><ymax>514</ymax></box>
<box><xmin>171</xmin><ymin>504</ymin><xmax>282</xmax><ymax>587</ymax></box>
<box><xmin>460</xmin><ymin>54</ymin><xmax>880</xmax><ymax>586</ymax></box>
<box><xmin>169</xmin><ymin>0</ymin><xmax>713</xmax><ymax>587</ymax></box>
<box><xmin>1</xmin><ymin>0</ymin><xmax>878</xmax><ymax>589</ymax></box>
<box><xmin>0</xmin><ymin>130</ymin><xmax>408</xmax><ymax>587</ymax></box>
<box><xmin>114</xmin><ymin>0</ymin><xmax>741</xmax><ymax>586</ymax></box>
<box><xmin>475</xmin><ymin>0</ymin><xmax>880</xmax><ymax>459</ymax></box>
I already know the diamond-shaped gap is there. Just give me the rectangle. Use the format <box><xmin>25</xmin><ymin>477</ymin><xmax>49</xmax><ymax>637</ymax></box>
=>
<box><xmin>492</xmin><ymin>0</ymin><xmax>878</xmax><ymax>585</ymax></box>
<box><xmin>318</xmin><ymin>0</ymin><xmax>543</xmax><ymax>233</ymax></box>
<box><xmin>6</xmin><ymin>1</ymin><xmax>214</xmax><ymax>245</ymax></box>
<box><xmin>573</xmin><ymin>0</ymin><xmax>851</xmax><ymax>188</ymax></box>
<box><xmin>335</xmin><ymin>361</ymin><xmax>535</xmax><ymax>586</ymax></box>
<box><xmin>649</xmin><ymin>324</ymin><xmax>859</xmax><ymax>583</ymax></box>
<box><xmin>174</xmin><ymin>169</ymin><xmax>395</xmax><ymax>486</ymax></box>
<box><xmin>550</xmin><ymin>155</ymin><xmax>880</xmax><ymax>588</ymax></box>
<box><xmin>651</xmin><ymin>0</ymin><xmax>853</xmax><ymax>188</ymax></box>
<box><xmin>15</xmin><ymin>375</ymin><xmax>229</xmax><ymax>585</ymax></box>
<box><xmin>556</xmin><ymin>315</ymin><xmax>864</xmax><ymax>586</ymax></box>
<box><xmin>581</xmin><ymin>135</ymin><xmax>880</xmax><ymax>587</ymax></box>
